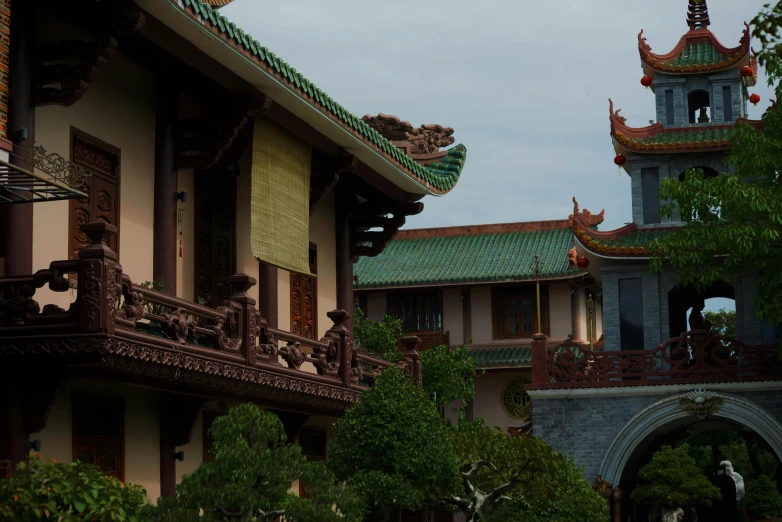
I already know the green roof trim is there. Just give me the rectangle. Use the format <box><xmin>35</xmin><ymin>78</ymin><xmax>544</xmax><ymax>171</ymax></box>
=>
<box><xmin>178</xmin><ymin>0</ymin><xmax>467</xmax><ymax>193</ymax></box>
<box><xmin>666</xmin><ymin>42</ymin><xmax>732</xmax><ymax>68</ymax></box>
<box><xmin>354</xmin><ymin>227</ymin><xmax>581</xmax><ymax>289</ymax></box>
<box><xmin>469</xmin><ymin>344</ymin><xmax>584</xmax><ymax>369</ymax></box>
<box><xmin>634</xmin><ymin>127</ymin><xmax>732</xmax><ymax>147</ymax></box>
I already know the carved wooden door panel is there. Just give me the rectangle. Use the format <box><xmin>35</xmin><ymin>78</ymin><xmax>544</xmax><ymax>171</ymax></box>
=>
<box><xmin>194</xmin><ymin>171</ymin><xmax>236</xmax><ymax>307</ymax></box>
<box><xmin>290</xmin><ymin>244</ymin><xmax>317</xmax><ymax>339</ymax></box>
<box><xmin>68</xmin><ymin>129</ymin><xmax>121</xmax><ymax>260</ymax></box>
<box><xmin>73</xmin><ymin>437</ymin><xmax>123</xmax><ymax>480</ymax></box>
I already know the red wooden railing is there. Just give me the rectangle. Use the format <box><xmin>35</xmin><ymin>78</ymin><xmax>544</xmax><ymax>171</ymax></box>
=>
<box><xmin>0</xmin><ymin>222</ymin><xmax>422</xmax><ymax>395</ymax></box>
<box><xmin>528</xmin><ymin>332</ymin><xmax>782</xmax><ymax>390</ymax></box>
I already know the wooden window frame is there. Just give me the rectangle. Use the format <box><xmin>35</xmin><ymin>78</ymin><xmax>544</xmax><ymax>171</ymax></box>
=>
<box><xmin>68</xmin><ymin>127</ymin><xmax>122</xmax><ymax>261</ymax></box>
<box><xmin>386</xmin><ymin>290</ymin><xmax>443</xmax><ymax>333</ymax></box>
<box><xmin>491</xmin><ymin>285</ymin><xmax>550</xmax><ymax>339</ymax></box>
<box><xmin>71</xmin><ymin>394</ymin><xmax>125</xmax><ymax>482</ymax></box>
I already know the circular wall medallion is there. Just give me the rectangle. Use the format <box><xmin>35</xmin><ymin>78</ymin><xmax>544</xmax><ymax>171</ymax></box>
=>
<box><xmin>501</xmin><ymin>377</ymin><xmax>532</xmax><ymax>420</ymax></box>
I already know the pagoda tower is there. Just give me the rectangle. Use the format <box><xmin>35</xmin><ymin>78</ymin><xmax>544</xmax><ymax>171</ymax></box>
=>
<box><xmin>610</xmin><ymin>0</ymin><xmax>759</xmax><ymax>228</ymax></box>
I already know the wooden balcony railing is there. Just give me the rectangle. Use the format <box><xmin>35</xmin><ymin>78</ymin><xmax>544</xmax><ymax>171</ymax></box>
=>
<box><xmin>528</xmin><ymin>332</ymin><xmax>782</xmax><ymax>390</ymax></box>
<box><xmin>0</xmin><ymin>222</ymin><xmax>423</xmax><ymax>411</ymax></box>
<box><xmin>401</xmin><ymin>330</ymin><xmax>450</xmax><ymax>351</ymax></box>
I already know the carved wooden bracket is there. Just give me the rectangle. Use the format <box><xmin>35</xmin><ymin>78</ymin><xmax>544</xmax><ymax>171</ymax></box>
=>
<box><xmin>161</xmin><ymin>394</ymin><xmax>207</xmax><ymax>448</ymax></box>
<box><xmin>310</xmin><ymin>171</ymin><xmax>339</xmax><ymax>215</ymax></box>
<box><xmin>350</xmin><ymin>200</ymin><xmax>423</xmax><ymax>258</ymax></box>
<box><xmin>176</xmin><ymin>93</ymin><xmax>272</xmax><ymax>170</ymax></box>
<box><xmin>35</xmin><ymin>2</ymin><xmax>146</xmax><ymax>106</ymax></box>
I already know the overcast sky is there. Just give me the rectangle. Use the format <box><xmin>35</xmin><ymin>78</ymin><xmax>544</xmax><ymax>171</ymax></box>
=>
<box><xmin>222</xmin><ymin>0</ymin><xmax>774</xmax><ymax>233</ymax></box>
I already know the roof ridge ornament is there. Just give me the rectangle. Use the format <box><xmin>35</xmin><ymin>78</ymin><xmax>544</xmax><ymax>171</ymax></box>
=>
<box><xmin>686</xmin><ymin>0</ymin><xmax>711</xmax><ymax>31</ymax></box>
<box><xmin>361</xmin><ymin>113</ymin><xmax>455</xmax><ymax>156</ymax></box>
<box><xmin>608</xmin><ymin>99</ymin><xmax>627</xmax><ymax>125</ymax></box>
<box><xmin>568</xmin><ymin>197</ymin><xmax>605</xmax><ymax>228</ymax></box>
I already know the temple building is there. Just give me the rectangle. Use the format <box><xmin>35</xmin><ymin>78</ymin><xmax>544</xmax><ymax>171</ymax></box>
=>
<box><xmin>526</xmin><ymin>2</ymin><xmax>782</xmax><ymax>521</ymax></box>
<box><xmin>354</xmin><ymin>214</ymin><xmax>604</xmax><ymax>433</ymax></box>
<box><xmin>0</xmin><ymin>0</ymin><xmax>467</xmax><ymax>501</ymax></box>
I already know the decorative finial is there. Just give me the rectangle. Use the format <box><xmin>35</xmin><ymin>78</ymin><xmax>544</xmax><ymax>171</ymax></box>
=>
<box><xmin>687</xmin><ymin>0</ymin><xmax>711</xmax><ymax>31</ymax></box>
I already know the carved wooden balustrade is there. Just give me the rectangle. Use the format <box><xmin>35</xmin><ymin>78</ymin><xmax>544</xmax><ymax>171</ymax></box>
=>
<box><xmin>0</xmin><ymin>223</ymin><xmax>423</xmax><ymax>412</ymax></box>
<box><xmin>528</xmin><ymin>331</ymin><xmax>782</xmax><ymax>390</ymax></box>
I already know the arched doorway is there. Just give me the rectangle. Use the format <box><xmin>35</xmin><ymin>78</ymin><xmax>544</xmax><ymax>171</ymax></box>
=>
<box><xmin>669</xmin><ymin>280</ymin><xmax>735</xmax><ymax>338</ymax></box>
<box><xmin>688</xmin><ymin>89</ymin><xmax>711</xmax><ymax>123</ymax></box>
<box><xmin>599</xmin><ymin>392</ymin><xmax>782</xmax><ymax>521</ymax></box>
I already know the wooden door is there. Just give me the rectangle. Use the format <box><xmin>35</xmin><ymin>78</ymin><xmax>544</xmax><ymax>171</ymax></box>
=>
<box><xmin>73</xmin><ymin>436</ymin><xmax>123</xmax><ymax>479</ymax></box>
<box><xmin>290</xmin><ymin>243</ymin><xmax>317</xmax><ymax>339</ymax></box>
<box><xmin>68</xmin><ymin>129</ymin><xmax>121</xmax><ymax>260</ymax></box>
<box><xmin>194</xmin><ymin>171</ymin><xmax>237</xmax><ymax>307</ymax></box>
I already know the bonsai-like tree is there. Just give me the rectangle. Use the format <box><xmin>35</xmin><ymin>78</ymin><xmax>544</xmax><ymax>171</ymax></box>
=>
<box><xmin>421</xmin><ymin>344</ymin><xmax>479</xmax><ymax>411</ymax></box>
<box><xmin>0</xmin><ymin>453</ymin><xmax>150</xmax><ymax>522</ymax></box>
<box><xmin>327</xmin><ymin>366</ymin><xmax>460</xmax><ymax>521</ymax></box>
<box><xmin>633</xmin><ymin>445</ymin><xmax>721</xmax><ymax>513</ymax></box>
<box><xmin>353</xmin><ymin>306</ymin><xmax>403</xmax><ymax>362</ymax></box>
<box><xmin>152</xmin><ymin>403</ymin><xmax>362</xmax><ymax>522</ymax></box>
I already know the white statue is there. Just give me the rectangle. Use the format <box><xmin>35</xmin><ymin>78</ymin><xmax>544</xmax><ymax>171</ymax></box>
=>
<box><xmin>661</xmin><ymin>507</ymin><xmax>684</xmax><ymax>522</ymax></box>
<box><xmin>719</xmin><ymin>460</ymin><xmax>746</xmax><ymax>501</ymax></box>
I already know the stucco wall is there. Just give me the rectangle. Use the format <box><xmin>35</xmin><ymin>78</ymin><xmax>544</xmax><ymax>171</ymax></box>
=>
<box><xmin>309</xmin><ymin>192</ymin><xmax>337</xmax><ymax>340</ymax></box>
<box><xmin>548</xmin><ymin>283</ymin><xmax>571</xmax><ymax>340</ymax></box>
<box><xmin>175</xmin><ymin>169</ymin><xmax>196</xmax><ymax>302</ymax></box>
<box><xmin>470</xmin><ymin>286</ymin><xmax>492</xmax><ymax>343</ymax></box>
<box><xmin>443</xmin><ymin>288</ymin><xmax>464</xmax><ymax>345</ymax></box>
<box><xmin>472</xmin><ymin>370</ymin><xmax>532</xmax><ymax>430</ymax></box>
<box><xmin>365</xmin><ymin>291</ymin><xmax>387</xmax><ymax>322</ymax></box>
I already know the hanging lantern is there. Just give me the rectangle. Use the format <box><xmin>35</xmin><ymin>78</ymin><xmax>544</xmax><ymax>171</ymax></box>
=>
<box><xmin>577</xmin><ymin>257</ymin><xmax>590</xmax><ymax>269</ymax></box>
<box><xmin>749</xmin><ymin>93</ymin><xmax>761</xmax><ymax>106</ymax></box>
<box><xmin>614</xmin><ymin>153</ymin><xmax>627</xmax><ymax>174</ymax></box>
<box><xmin>740</xmin><ymin>65</ymin><xmax>753</xmax><ymax>78</ymax></box>
<box><xmin>640</xmin><ymin>75</ymin><xmax>653</xmax><ymax>89</ymax></box>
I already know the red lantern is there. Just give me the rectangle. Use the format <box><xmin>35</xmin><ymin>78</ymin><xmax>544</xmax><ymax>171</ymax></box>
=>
<box><xmin>640</xmin><ymin>75</ymin><xmax>653</xmax><ymax>89</ymax></box>
<box><xmin>614</xmin><ymin>154</ymin><xmax>627</xmax><ymax>172</ymax></box>
<box><xmin>577</xmin><ymin>257</ymin><xmax>590</xmax><ymax>269</ymax></box>
<box><xmin>740</xmin><ymin>65</ymin><xmax>753</xmax><ymax>78</ymax></box>
<box><xmin>749</xmin><ymin>93</ymin><xmax>761</xmax><ymax>106</ymax></box>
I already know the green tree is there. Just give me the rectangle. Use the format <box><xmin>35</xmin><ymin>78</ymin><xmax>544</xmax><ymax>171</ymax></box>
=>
<box><xmin>743</xmin><ymin>475</ymin><xmax>782</xmax><ymax>520</ymax></box>
<box><xmin>0</xmin><ymin>454</ymin><xmax>150</xmax><ymax>522</ymax></box>
<box><xmin>444</xmin><ymin>420</ymin><xmax>606</xmax><ymax>522</ymax></box>
<box><xmin>152</xmin><ymin>404</ymin><xmax>362</xmax><ymax>522</ymax></box>
<box><xmin>649</xmin><ymin>3</ymin><xmax>782</xmax><ymax>339</ymax></box>
<box><xmin>704</xmin><ymin>308</ymin><xmax>737</xmax><ymax>337</ymax></box>
<box><xmin>421</xmin><ymin>345</ymin><xmax>479</xmax><ymax>411</ymax></box>
<box><xmin>327</xmin><ymin>366</ymin><xmax>459</xmax><ymax>521</ymax></box>
<box><xmin>633</xmin><ymin>445</ymin><xmax>721</xmax><ymax>511</ymax></box>
<box><xmin>353</xmin><ymin>306</ymin><xmax>403</xmax><ymax>362</ymax></box>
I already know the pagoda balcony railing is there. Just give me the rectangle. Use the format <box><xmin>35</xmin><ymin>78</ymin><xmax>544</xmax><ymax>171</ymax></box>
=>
<box><xmin>528</xmin><ymin>332</ymin><xmax>782</xmax><ymax>390</ymax></box>
<box><xmin>0</xmin><ymin>222</ymin><xmax>422</xmax><ymax>410</ymax></box>
<box><xmin>399</xmin><ymin>329</ymin><xmax>450</xmax><ymax>351</ymax></box>
<box><xmin>0</xmin><ymin>144</ymin><xmax>91</xmax><ymax>204</ymax></box>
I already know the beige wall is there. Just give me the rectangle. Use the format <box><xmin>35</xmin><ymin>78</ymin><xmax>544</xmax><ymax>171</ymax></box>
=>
<box><xmin>309</xmin><ymin>192</ymin><xmax>337</xmax><ymax>340</ymax></box>
<box><xmin>443</xmin><ymin>288</ymin><xmax>464</xmax><ymax>345</ymax></box>
<box><xmin>470</xmin><ymin>286</ymin><xmax>493</xmax><ymax>343</ymax></box>
<box><xmin>471</xmin><ymin>369</ymin><xmax>532</xmax><ymax>430</ymax></box>
<box><xmin>365</xmin><ymin>291</ymin><xmax>387</xmax><ymax>322</ymax></box>
<box><xmin>176</xmin><ymin>169</ymin><xmax>196</xmax><ymax>302</ymax></box>
<box><xmin>549</xmin><ymin>282</ymin><xmax>572</xmax><ymax>340</ymax></box>
<box><xmin>235</xmin><ymin>143</ymin><xmax>262</xmax><ymax>305</ymax></box>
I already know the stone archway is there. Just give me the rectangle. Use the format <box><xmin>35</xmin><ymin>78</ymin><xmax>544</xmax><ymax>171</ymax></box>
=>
<box><xmin>598</xmin><ymin>392</ymin><xmax>782</xmax><ymax>488</ymax></box>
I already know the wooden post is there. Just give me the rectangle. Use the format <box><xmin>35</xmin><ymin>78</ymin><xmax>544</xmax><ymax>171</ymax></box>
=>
<box><xmin>571</xmin><ymin>285</ymin><xmax>582</xmax><ymax>342</ymax></box>
<box><xmin>159</xmin><ymin>394</ymin><xmax>205</xmax><ymax>497</ymax></box>
<box><xmin>462</xmin><ymin>287</ymin><xmax>472</xmax><ymax>343</ymax></box>
<box><xmin>259</xmin><ymin>262</ymin><xmax>278</xmax><ymax>328</ymax></box>
<box><xmin>327</xmin><ymin>309</ymin><xmax>351</xmax><ymax>387</ymax></box>
<box><xmin>335</xmin><ymin>181</ymin><xmax>354</xmax><ymax>332</ymax></box>
<box><xmin>153</xmin><ymin>55</ymin><xmax>178</xmax><ymax>294</ymax></box>
<box><xmin>531</xmin><ymin>333</ymin><xmax>549</xmax><ymax>385</ymax></box>
<box><xmin>0</xmin><ymin>0</ymin><xmax>36</xmax><ymax>276</ymax></box>
<box><xmin>77</xmin><ymin>223</ymin><xmax>118</xmax><ymax>335</ymax></box>
<box><xmin>612</xmin><ymin>487</ymin><xmax>623</xmax><ymax>522</ymax></box>
<box><xmin>401</xmin><ymin>336</ymin><xmax>423</xmax><ymax>387</ymax></box>
<box><xmin>227</xmin><ymin>273</ymin><xmax>257</xmax><ymax>366</ymax></box>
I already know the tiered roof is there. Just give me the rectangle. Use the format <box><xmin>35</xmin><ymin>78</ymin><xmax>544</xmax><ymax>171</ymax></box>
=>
<box><xmin>353</xmin><ymin>220</ymin><xmax>584</xmax><ymax>290</ymax></box>
<box><xmin>173</xmin><ymin>0</ymin><xmax>468</xmax><ymax>194</ymax></box>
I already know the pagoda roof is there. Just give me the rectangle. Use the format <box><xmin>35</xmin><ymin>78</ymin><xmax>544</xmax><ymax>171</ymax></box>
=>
<box><xmin>353</xmin><ymin>220</ymin><xmax>584</xmax><ymax>290</ymax></box>
<box><xmin>608</xmin><ymin>99</ymin><xmax>762</xmax><ymax>156</ymax></box>
<box><xmin>140</xmin><ymin>0</ymin><xmax>468</xmax><ymax>196</ymax></box>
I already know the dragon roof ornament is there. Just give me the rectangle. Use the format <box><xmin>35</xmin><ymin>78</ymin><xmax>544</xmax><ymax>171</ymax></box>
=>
<box><xmin>362</xmin><ymin>113</ymin><xmax>456</xmax><ymax>157</ymax></box>
<box><xmin>569</xmin><ymin>197</ymin><xmax>605</xmax><ymax>228</ymax></box>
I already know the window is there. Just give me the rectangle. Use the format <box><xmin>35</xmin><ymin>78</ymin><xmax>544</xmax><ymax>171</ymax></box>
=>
<box><xmin>291</xmin><ymin>243</ymin><xmax>317</xmax><ymax>339</ymax></box>
<box><xmin>722</xmin><ymin>86</ymin><xmax>734</xmax><ymax>122</ymax></box>
<box><xmin>619</xmin><ymin>278</ymin><xmax>644</xmax><ymax>349</ymax></box>
<box><xmin>68</xmin><ymin>128</ymin><xmax>121</xmax><ymax>261</ymax></box>
<box><xmin>387</xmin><ymin>291</ymin><xmax>442</xmax><ymax>332</ymax></box>
<box><xmin>72</xmin><ymin>396</ymin><xmax>124</xmax><ymax>480</ymax></box>
<box><xmin>298</xmin><ymin>428</ymin><xmax>327</xmax><ymax>498</ymax></box>
<box><xmin>665</xmin><ymin>90</ymin><xmax>675</xmax><ymax>125</ymax></box>
<box><xmin>642</xmin><ymin>167</ymin><xmax>661</xmax><ymax>224</ymax></box>
<box><xmin>492</xmin><ymin>286</ymin><xmax>549</xmax><ymax>339</ymax></box>
<box><xmin>688</xmin><ymin>89</ymin><xmax>711</xmax><ymax>123</ymax></box>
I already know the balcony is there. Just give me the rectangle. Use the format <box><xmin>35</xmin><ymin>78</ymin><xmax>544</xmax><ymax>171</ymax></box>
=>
<box><xmin>0</xmin><ymin>223</ymin><xmax>422</xmax><ymax>414</ymax></box>
<box><xmin>528</xmin><ymin>333</ymin><xmax>782</xmax><ymax>390</ymax></box>
<box><xmin>400</xmin><ymin>330</ymin><xmax>449</xmax><ymax>351</ymax></box>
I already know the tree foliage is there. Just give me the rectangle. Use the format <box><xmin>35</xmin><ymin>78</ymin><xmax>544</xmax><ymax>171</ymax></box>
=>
<box><xmin>151</xmin><ymin>404</ymin><xmax>361</xmax><ymax>522</ymax></box>
<box><xmin>327</xmin><ymin>366</ymin><xmax>459</xmax><ymax>519</ymax></box>
<box><xmin>421</xmin><ymin>345</ymin><xmax>479</xmax><ymax>411</ymax></box>
<box><xmin>353</xmin><ymin>306</ymin><xmax>403</xmax><ymax>362</ymax></box>
<box><xmin>649</xmin><ymin>3</ymin><xmax>782</xmax><ymax>338</ymax></box>
<box><xmin>633</xmin><ymin>445</ymin><xmax>721</xmax><ymax>510</ymax></box>
<box><xmin>743</xmin><ymin>475</ymin><xmax>782</xmax><ymax>520</ymax></box>
<box><xmin>0</xmin><ymin>454</ymin><xmax>149</xmax><ymax>522</ymax></box>
<box><xmin>445</xmin><ymin>420</ymin><xmax>607</xmax><ymax>522</ymax></box>
<box><xmin>703</xmin><ymin>308</ymin><xmax>737</xmax><ymax>338</ymax></box>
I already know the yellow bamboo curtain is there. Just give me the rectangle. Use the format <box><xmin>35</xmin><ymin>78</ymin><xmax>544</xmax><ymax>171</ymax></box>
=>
<box><xmin>250</xmin><ymin>117</ymin><xmax>314</xmax><ymax>276</ymax></box>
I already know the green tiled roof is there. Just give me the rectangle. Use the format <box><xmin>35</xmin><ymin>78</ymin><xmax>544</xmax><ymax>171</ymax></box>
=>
<box><xmin>634</xmin><ymin>127</ymin><xmax>732</xmax><ymax>147</ymax></box>
<box><xmin>594</xmin><ymin>228</ymin><xmax>669</xmax><ymax>249</ymax></box>
<box><xmin>354</xmin><ymin>227</ymin><xmax>580</xmax><ymax>289</ymax></box>
<box><xmin>178</xmin><ymin>0</ymin><xmax>467</xmax><ymax>193</ymax></box>
<box><xmin>468</xmin><ymin>344</ymin><xmax>584</xmax><ymax>369</ymax></box>
<box><xmin>667</xmin><ymin>42</ymin><xmax>732</xmax><ymax>68</ymax></box>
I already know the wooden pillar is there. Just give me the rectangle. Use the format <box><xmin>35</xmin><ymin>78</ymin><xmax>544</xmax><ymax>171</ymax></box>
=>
<box><xmin>0</xmin><ymin>0</ymin><xmax>36</xmax><ymax>276</ymax></box>
<box><xmin>571</xmin><ymin>285</ymin><xmax>583</xmax><ymax>342</ymax></box>
<box><xmin>530</xmin><ymin>333</ymin><xmax>549</xmax><ymax>385</ymax></box>
<box><xmin>462</xmin><ymin>287</ymin><xmax>472</xmax><ymax>343</ymax></box>
<box><xmin>159</xmin><ymin>394</ymin><xmax>205</xmax><ymax>497</ymax></box>
<box><xmin>335</xmin><ymin>181</ymin><xmax>353</xmax><ymax>332</ymax></box>
<box><xmin>259</xmin><ymin>262</ymin><xmax>278</xmax><ymax>328</ymax></box>
<box><xmin>153</xmin><ymin>55</ymin><xmax>178</xmax><ymax>293</ymax></box>
<box><xmin>612</xmin><ymin>487</ymin><xmax>623</xmax><ymax>522</ymax></box>
<box><xmin>0</xmin><ymin>380</ymin><xmax>27</xmax><ymax>476</ymax></box>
